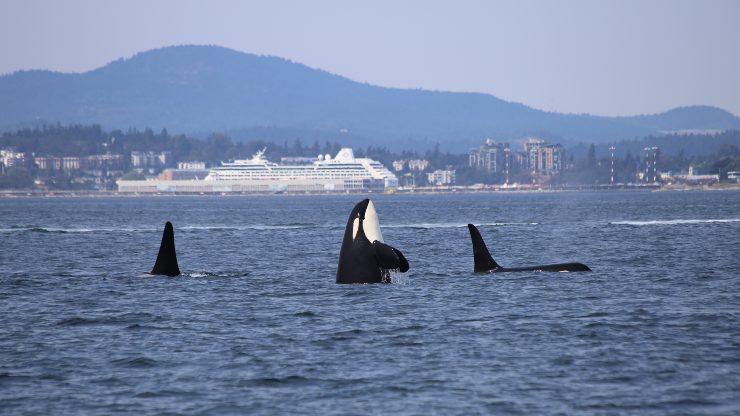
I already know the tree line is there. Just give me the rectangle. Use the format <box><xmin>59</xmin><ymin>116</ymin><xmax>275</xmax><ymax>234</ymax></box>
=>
<box><xmin>1</xmin><ymin>124</ymin><xmax>739</xmax><ymax>189</ymax></box>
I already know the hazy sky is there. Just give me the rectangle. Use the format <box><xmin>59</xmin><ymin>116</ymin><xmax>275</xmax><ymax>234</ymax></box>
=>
<box><xmin>1</xmin><ymin>0</ymin><xmax>739</xmax><ymax>116</ymax></box>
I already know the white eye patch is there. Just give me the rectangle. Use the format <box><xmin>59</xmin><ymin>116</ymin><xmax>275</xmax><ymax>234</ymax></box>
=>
<box><xmin>352</xmin><ymin>217</ymin><xmax>360</xmax><ymax>240</ymax></box>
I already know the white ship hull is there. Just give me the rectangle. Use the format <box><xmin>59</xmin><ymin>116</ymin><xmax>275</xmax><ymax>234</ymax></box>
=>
<box><xmin>117</xmin><ymin>148</ymin><xmax>398</xmax><ymax>194</ymax></box>
<box><xmin>117</xmin><ymin>177</ymin><xmax>391</xmax><ymax>194</ymax></box>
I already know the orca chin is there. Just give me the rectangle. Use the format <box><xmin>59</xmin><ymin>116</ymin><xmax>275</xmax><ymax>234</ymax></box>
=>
<box><xmin>150</xmin><ymin>221</ymin><xmax>181</xmax><ymax>276</ymax></box>
<box><xmin>468</xmin><ymin>224</ymin><xmax>590</xmax><ymax>273</ymax></box>
<box><xmin>336</xmin><ymin>199</ymin><xmax>409</xmax><ymax>284</ymax></box>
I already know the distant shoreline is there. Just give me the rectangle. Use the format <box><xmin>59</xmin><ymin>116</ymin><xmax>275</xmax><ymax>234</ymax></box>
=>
<box><xmin>1</xmin><ymin>184</ymin><xmax>739</xmax><ymax>198</ymax></box>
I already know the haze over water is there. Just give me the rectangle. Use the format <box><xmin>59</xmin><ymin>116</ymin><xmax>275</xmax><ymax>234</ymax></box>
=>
<box><xmin>1</xmin><ymin>191</ymin><xmax>739</xmax><ymax>414</ymax></box>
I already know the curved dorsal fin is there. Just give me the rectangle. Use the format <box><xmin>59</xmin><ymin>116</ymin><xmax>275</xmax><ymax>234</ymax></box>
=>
<box><xmin>151</xmin><ymin>221</ymin><xmax>180</xmax><ymax>276</ymax></box>
<box><xmin>467</xmin><ymin>224</ymin><xmax>500</xmax><ymax>272</ymax></box>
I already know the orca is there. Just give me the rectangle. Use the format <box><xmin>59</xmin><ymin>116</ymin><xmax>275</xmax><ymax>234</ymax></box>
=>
<box><xmin>150</xmin><ymin>221</ymin><xmax>181</xmax><ymax>276</ymax></box>
<box><xmin>336</xmin><ymin>199</ymin><xmax>409</xmax><ymax>284</ymax></box>
<box><xmin>468</xmin><ymin>224</ymin><xmax>590</xmax><ymax>273</ymax></box>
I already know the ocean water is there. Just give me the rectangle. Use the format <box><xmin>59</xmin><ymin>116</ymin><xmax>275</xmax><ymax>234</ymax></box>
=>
<box><xmin>1</xmin><ymin>191</ymin><xmax>739</xmax><ymax>415</ymax></box>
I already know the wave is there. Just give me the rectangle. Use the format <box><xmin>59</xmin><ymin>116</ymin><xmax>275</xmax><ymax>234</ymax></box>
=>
<box><xmin>0</xmin><ymin>224</ymin><xmax>321</xmax><ymax>234</ymax></box>
<box><xmin>183</xmin><ymin>271</ymin><xmax>248</xmax><ymax>278</ymax></box>
<box><xmin>179</xmin><ymin>224</ymin><xmax>319</xmax><ymax>231</ymax></box>
<box><xmin>0</xmin><ymin>226</ymin><xmax>150</xmax><ymax>234</ymax></box>
<box><xmin>180</xmin><ymin>221</ymin><xmax>539</xmax><ymax>231</ymax></box>
<box><xmin>383</xmin><ymin>222</ymin><xmax>538</xmax><ymax>229</ymax></box>
<box><xmin>0</xmin><ymin>221</ymin><xmax>537</xmax><ymax>234</ymax></box>
<box><xmin>610</xmin><ymin>219</ymin><xmax>740</xmax><ymax>226</ymax></box>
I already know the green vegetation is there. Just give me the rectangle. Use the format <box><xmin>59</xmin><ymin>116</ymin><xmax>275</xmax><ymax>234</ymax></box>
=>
<box><xmin>1</xmin><ymin>124</ymin><xmax>739</xmax><ymax>189</ymax></box>
<box><xmin>0</xmin><ymin>124</ymin><xmax>345</xmax><ymax>166</ymax></box>
<box><xmin>705</xmin><ymin>144</ymin><xmax>740</xmax><ymax>180</ymax></box>
<box><xmin>0</xmin><ymin>167</ymin><xmax>34</xmax><ymax>189</ymax></box>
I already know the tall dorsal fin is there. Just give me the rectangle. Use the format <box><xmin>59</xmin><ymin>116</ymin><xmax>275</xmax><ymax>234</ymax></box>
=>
<box><xmin>467</xmin><ymin>224</ymin><xmax>500</xmax><ymax>272</ymax></box>
<box><xmin>151</xmin><ymin>221</ymin><xmax>180</xmax><ymax>276</ymax></box>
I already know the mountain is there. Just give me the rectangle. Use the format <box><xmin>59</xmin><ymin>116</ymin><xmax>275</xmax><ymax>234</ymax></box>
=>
<box><xmin>618</xmin><ymin>106</ymin><xmax>740</xmax><ymax>132</ymax></box>
<box><xmin>1</xmin><ymin>45</ymin><xmax>739</xmax><ymax>151</ymax></box>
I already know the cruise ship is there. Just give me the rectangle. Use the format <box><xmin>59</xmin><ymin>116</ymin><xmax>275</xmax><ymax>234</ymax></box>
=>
<box><xmin>117</xmin><ymin>148</ymin><xmax>399</xmax><ymax>193</ymax></box>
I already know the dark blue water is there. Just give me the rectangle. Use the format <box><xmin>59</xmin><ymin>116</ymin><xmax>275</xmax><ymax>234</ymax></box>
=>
<box><xmin>1</xmin><ymin>191</ymin><xmax>739</xmax><ymax>415</ymax></box>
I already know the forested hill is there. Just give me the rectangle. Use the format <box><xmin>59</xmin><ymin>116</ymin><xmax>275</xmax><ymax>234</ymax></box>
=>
<box><xmin>1</xmin><ymin>45</ymin><xmax>739</xmax><ymax>151</ymax></box>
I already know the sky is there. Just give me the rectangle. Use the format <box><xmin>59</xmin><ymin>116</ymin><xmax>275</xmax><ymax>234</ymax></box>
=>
<box><xmin>1</xmin><ymin>0</ymin><xmax>739</xmax><ymax>117</ymax></box>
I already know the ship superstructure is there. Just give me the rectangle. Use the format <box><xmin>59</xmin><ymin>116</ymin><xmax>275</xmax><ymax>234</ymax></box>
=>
<box><xmin>117</xmin><ymin>148</ymin><xmax>399</xmax><ymax>193</ymax></box>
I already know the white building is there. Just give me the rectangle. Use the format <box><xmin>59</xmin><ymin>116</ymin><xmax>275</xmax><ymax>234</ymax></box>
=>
<box><xmin>427</xmin><ymin>169</ymin><xmax>456</xmax><ymax>185</ymax></box>
<box><xmin>408</xmin><ymin>159</ymin><xmax>429</xmax><ymax>171</ymax></box>
<box><xmin>1</xmin><ymin>149</ymin><xmax>26</xmax><ymax>170</ymax></box>
<box><xmin>131</xmin><ymin>151</ymin><xmax>172</xmax><ymax>168</ymax></box>
<box><xmin>469</xmin><ymin>138</ymin><xmax>506</xmax><ymax>173</ymax></box>
<box><xmin>177</xmin><ymin>161</ymin><xmax>206</xmax><ymax>170</ymax></box>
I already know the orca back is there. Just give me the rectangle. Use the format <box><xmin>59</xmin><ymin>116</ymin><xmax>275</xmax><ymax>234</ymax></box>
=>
<box><xmin>467</xmin><ymin>224</ymin><xmax>500</xmax><ymax>272</ymax></box>
<box><xmin>151</xmin><ymin>221</ymin><xmax>180</xmax><ymax>276</ymax></box>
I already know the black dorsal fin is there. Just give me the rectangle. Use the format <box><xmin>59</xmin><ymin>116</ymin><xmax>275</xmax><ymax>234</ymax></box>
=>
<box><xmin>467</xmin><ymin>224</ymin><xmax>500</xmax><ymax>272</ymax></box>
<box><xmin>151</xmin><ymin>221</ymin><xmax>180</xmax><ymax>276</ymax></box>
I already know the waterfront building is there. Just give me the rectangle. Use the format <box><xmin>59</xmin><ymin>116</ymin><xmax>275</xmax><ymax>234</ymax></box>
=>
<box><xmin>407</xmin><ymin>159</ymin><xmax>429</xmax><ymax>171</ymax></box>
<box><xmin>159</xmin><ymin>166</ymin><xmax>210</xmax><ymax>180</ymax></box>
<box><xmin>469</xmin><ymin>138</ymin><xmax>507</xmax><ymax>174</ymax></box>
<box><xmin>34</xmin><ymin>154</ymin><xmax>123</xmax><ymax>171</ymax></box>
<box><xmin>62</xmin><ymin>157</ymin><xmax>82</xmax><ymax>171</ymax></box>
<box><xmin>392</xmin><ymin>159</ymin><xmax>428</xmax><ymax>172</ymax></box>
<box><xmin>131</xmin><ymin>151</ymin><xmax>171</xmax><ymax>168</ymax></box>
<box><xmin>542</xmin><ymin>144</ymin><xmax>565</xmax><ymax>172</ymax></box>
<box><xmin>524</xmin><ymin>138</ymin><xmax>565</xmax><ymax>175</ymax></box>
<box><xmin>158</xmin><ymin>152</ymin><xmax>171</xmax><ymax>166</ymax></box>
<box><xmin>642</xmin><ymin>146</ymin><xmax>660</xmax><ymax>182</ymax></box>
<box><xmin>663</xmin><ymin>166</ymin><xmax>719</xmax><ymax>184</ymax></box>
<box><xmin>86</xmin><ymin>154</ymin><xmax>124</xmax><ymax>170</ymax></box>
<box><xmin>399</xmin><ymin>172</ymin><xmax>416</xmax><ymax>187</ymax></box>
<box><xmin>34</xmin><ymin>157</ymin><xmax>63</xmax><ymax>171</ymax></box>
<box><xmin>1</xmin><ymin>149</ymin><xmax>26</xmax><ymax>170</ymax></box>
<box><xmin>427</xmin><ymin>168</ymin><xmax>456</xmax><ymax>186</ymax></box>
<box><xmin>177</xmin><ymin>161</ymin><xmax>206</xmax><ymax>170</ymax></box>
<box><xmin>514</xmin><ymin>151</ymin><xmax>528</xmax><ymax>171</ymax></box>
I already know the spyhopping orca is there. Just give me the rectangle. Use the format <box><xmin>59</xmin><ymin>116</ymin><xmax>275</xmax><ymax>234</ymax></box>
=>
<box><xmin>336</xmin><ymin>199</ymin><xmax>409</xmax><ymax>284</ymax></box>
<box><xmin>150</xmin><ymin>221</ymin><xmax>181</xmax><ymax>276</ymax></box>
<box><xmin>468</xmin><ymin>224</ymin><xmax>590</xmax><ymax>273</ymax></box>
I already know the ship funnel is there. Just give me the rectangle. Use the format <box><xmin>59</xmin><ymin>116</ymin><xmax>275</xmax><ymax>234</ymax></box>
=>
<box><xmin>335</xmin><ymin>148</ymin><xmax>355</xmax><ymax>162</ymax></box>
